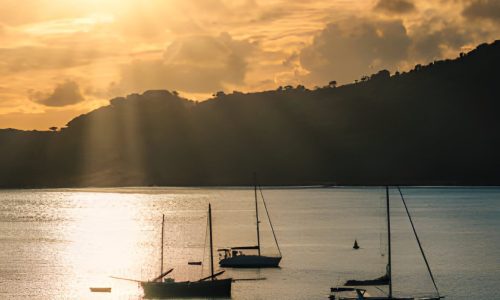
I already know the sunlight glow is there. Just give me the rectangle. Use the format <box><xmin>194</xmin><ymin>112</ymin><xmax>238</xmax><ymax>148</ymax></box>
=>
<box><xmin>0</xmin><ymin>0</ymin><xmax>498</xmax><ymax>129</ymax></box>
<box><xmin>60</xmin><ymin>192</ymin><xmax>146</xmax><ymax>297</ymax></box>
<box><xmin>23</xmin><ymin>14</ymin><xmax>115</xmax><ymax>35</ymax></box>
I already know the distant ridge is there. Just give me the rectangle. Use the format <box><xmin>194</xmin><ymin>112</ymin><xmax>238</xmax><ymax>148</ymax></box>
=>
<box><xmin>1</xmin><ymin>40</ymin><xmax>499</xmax><ymax>187</ymax></box>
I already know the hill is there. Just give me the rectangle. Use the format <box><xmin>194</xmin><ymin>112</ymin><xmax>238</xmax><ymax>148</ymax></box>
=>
<box><xmin>0</xmin><ymin>40</ymin><xmax>499</xmax><ymax>187</ymax></box>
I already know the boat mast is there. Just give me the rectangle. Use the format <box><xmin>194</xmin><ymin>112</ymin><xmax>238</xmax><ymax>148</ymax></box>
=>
<box><xmin>208</xmin><ymin>204</ymin><xmax>215</xmax><ymax>281</ymax></box>
<box><xmin>161</xmin><ymin>214</ymin><xmax>165</xmax><ymax>276</ymax></box>
<box><xmin>386</xmin><ymin>186</ymin><xmax>392</xmax><ymax>298</ymax></box>
<box><xmin>397</xmin><ymin>187</ymin><xmax>441</xmax><ymax>297</ymax></box>
<box><xmin>258</xmin><ymin>184</ymin><xmax>282</xmax><ymax>257</ymax></box>
<box><xmin>254</xmin><ymin>173</ymin><xmax>261</xmax><ymax>256</ymax></box>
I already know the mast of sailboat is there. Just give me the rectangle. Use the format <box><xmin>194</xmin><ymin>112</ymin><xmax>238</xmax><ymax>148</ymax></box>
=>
<box><xmin>397</xmin><ymin>187</ymin><xmax>441</xmax><ymax>298</ymax></box>
<box><xmin>208</xmin><ymin>203</ymin><xmax>215</xmax><ymax>281</ymax></box>
<box><xmin>161</xmin><ymin>214</ymin><xmax>165</xmax><ymax>276</ymax></box>
<box><xmin>254</xmin><ymin>173</ymin><xmax>261</xmax><ymax>256</ymax></box>
<box><xmin>386</xmin><ymin>186</ymin><xmax>392</xmax><ymax>298</ymax></box>
<box><xmin>258</xmin><ymin>184</ymin><xmax>282</xmax><ymax>257</ymax></box>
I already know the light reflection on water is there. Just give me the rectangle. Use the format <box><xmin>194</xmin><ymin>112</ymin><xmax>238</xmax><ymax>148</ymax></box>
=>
<box><xmin>0</xmin><ymin>187</ymin><xmax>499</xmax><ymax>299</ymax></box>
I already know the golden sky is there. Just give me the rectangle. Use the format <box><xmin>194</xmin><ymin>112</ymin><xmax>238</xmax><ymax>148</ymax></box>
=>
<box><xmin>0</xmin><ymin>0</ymin><xmax>498</xmax><ymax>130</ymax></box>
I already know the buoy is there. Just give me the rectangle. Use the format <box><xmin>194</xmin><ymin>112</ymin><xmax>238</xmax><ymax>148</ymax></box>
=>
<box><xmin>353</xmin><ymin>239</ymin><xmax>360</xmax><ymax>250</ymax></box>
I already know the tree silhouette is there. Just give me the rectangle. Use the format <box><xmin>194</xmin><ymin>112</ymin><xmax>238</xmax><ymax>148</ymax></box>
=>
<box><xmin>371</xmin><ymin>70</ymin><xmax>390</xmax><ymax>80</ymax></box>
<box><xmin>214</xmin><ymin>91</ymin><xmax>225</xmax><ymax>97</ymax></box>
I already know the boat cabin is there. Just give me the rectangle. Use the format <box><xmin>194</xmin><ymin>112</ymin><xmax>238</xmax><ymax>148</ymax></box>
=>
<box><xmin>218</xmin><ymin>246</ymin><xmax>259</xmax><ymax>259</ymax></box>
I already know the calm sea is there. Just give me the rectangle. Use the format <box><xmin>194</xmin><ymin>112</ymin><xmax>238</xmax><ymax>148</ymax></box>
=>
<box><xmin>0</xmin><ymin>187</ymin><xmax>498</xmax><ymax>299</ymax></box>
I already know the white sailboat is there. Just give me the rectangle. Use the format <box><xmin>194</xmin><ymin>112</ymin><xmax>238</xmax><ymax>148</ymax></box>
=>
<box><xmin>218</xmin><ymin>174</ymin><xmax>282</xmax><ymax>268</ymax></box>
<box><xmin>330</xmin><ymin>186</ymin><xmax>444</xmax><ymax>300</ymax></box>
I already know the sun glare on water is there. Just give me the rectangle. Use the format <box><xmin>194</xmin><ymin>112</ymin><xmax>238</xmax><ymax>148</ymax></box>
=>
<box><xmin>60</xmin><ymin>192</ymin><xmax>150</xmax><ymax>298</ymax></box>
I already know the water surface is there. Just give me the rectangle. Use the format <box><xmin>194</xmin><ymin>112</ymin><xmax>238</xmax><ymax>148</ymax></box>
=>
<box><xmin>0</xmin><ymin>187</ymin><xmax>498</xmax><ymax>299</ymax></box>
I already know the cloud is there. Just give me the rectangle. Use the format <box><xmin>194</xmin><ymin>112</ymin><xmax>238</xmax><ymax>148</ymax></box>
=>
<box><xmin>0</xmin><ymin>46</ymin><xmax>106</xmax><ymax>75</ymax></box>
<box><xmin>0</xmin><ymin>0</ymin><xmax>123</xmax><ymax>26</ymax></box>
<box><xmin>299</xmin><ymin>18</ymin><xmax>411</xmax><ymax>84</ymax></box>
<box><xmin>1</xmin><ymin>0</ymin><xmax>499</xmax><ymax>131</ymax></box>
<box><xmin>374</xmin><ymin>0</ymin><xmax>416</xmax><ymax>14</ymax></box>
<box><xmin>297</xmin><ymin>6</ymin><xmax>496</xmax><ymax>85</ymax></box>
<box><xmin>114</xmin><ymin>32</ymin><xmax>255</xmax><ymax>94</ymax></box>
<box><xmin>30</xmin><ymin>80</ymin><xmax>85</xmax><ymax>107</ymax></box>
<box><xmin>462</xmin><ymin>0</ymin><xmax>500</xmax><ymax>23</ymax></box>
<box><xmin>410</xmin><ymin>20</ymin><xmax>471</xmax><ymax>61</ymax></box>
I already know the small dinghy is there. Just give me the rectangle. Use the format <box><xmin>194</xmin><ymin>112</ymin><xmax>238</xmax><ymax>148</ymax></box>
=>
<box><xmin>90</xmin><ymin>287</ymin><xmax>111</xmax><ymax>293</ymax></box>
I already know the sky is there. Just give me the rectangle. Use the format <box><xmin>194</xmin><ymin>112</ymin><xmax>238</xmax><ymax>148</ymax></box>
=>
<box><xmin>0</xmin><ymin>0</ymin><xmax>498</xmax><ymax>130</ymax></box>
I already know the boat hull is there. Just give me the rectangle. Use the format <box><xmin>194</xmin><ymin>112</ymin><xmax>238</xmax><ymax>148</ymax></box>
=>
<box><xmin>89</xmin><ymin>287</ymin><xmax>111</xmax><ymax>293</ymax></box>
<box><xmin>332</xmin><ymin>296</ymin><xmax>443</xmax><ymax>300</ymax></box>
<box><xmin>219</xmin><ymin>255</ymin><xmax>281</xmax><ymax>268</ymax></box>
<box><xmin>141</xmin><ymin>278</ymin><xmax>232</xmax><ymax>298</ymax></box>
<box><xmin>335</xmin><ymin>298</ymin><xmax>443</xmax><ymax>300</ymax></box>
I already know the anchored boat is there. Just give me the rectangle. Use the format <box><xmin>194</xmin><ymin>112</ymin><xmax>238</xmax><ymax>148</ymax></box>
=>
<box><xmin>142</xmin><ymin>204</ymin><xmax>231</xmax><ymax>298</ymax></box>
<box><xmin>111</xmin><ymin>205</ymin><xmax>232</xmax><ymax>298</ymax></box>
<box><xmin>330</xmin><ymin>186</ymin><xmax>444</xmax><ymax>300</ymax></box>
<box><xmin>218</xmin><ymin>174</ymin><xmax>282</xmax><ymax>268</ymax></box>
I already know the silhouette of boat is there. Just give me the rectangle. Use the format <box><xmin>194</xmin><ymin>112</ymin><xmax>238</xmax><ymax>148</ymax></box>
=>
<box><xmin>353</xmin><ymin>239</ymin><xmax>360</xmax><ymax>250</ymax></box>
<box><xmin>218</xmin><ymin>174</ymin><xmax>282</xmax><ymax>268</ymax></box>
<box><xmin>330</xmin><ymin>187</ymin><xmax>444</xmax><ymax>300</ymax></box>
<box><xmin>89</xmin><ymin>287</ymin><xmax>111</xmax><ymax>293</ymax></box>
<box><xmin>141</xmin><ymin>204</ymin><xmax>232</xmax><ymax>298</ymax></box>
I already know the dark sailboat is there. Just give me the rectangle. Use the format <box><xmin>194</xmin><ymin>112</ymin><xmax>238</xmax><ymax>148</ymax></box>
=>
<box><xmin>141</xmin><ymin>204</ymin><xmax>232</xmax><ymax>298</ymax></box>
<box><xmin>330</xmin><ymin>187</ymin><xmax>444</xmax><ymax>300</ymax></box>
<box><xmin>218</xmin><ymin>174</ymin><xmax>282</xmax><ymax>268</ymax></box>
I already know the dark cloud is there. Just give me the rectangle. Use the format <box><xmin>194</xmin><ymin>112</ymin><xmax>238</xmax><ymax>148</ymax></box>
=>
<box><xmin>114</xmin><ymin>32</ymin><xmax>255</xmax><ymax>94</ymax></box>
<box><xmin>31</xmin><ymin>80</ymin><xmax>85</xmax><ymax>107</ymax></box>
<box><xmin>298</xmin><ymin>12</ymin><xmax>493</xmax><ymax>85</ymax></box>
<box><xmin>462</xmin><ymin>0</ymin><xmax>500</xmax><ymax>23</ymax></box>
<box><xmin>299</xmin><ymin>18</ymin><xmax>411</xmax><ymax>84</ymax></box>
<box><xmin>374</xmin><ymin>0</ymin><xmax>416</xmax><ymax>14</ymax></box>
<box><xmin>411</xmin><ymin>23</ymin><xmax>470</xmax><ymax>61</ymax></box>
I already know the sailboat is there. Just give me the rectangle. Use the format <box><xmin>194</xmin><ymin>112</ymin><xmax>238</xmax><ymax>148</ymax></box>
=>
<box><xmin>141</xmin><ymin>204</ymin><xmax>232</xmax><ymax>298</ymax></box>
<box><xmin>218</xmin><ymin>175</ymin><xmax>282</xmax><ymax>268</ymax></box>
<box><xmin>330</xmin><ymin>186</ymin><xmax>444</xmax><ymax>300</ymax></box>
